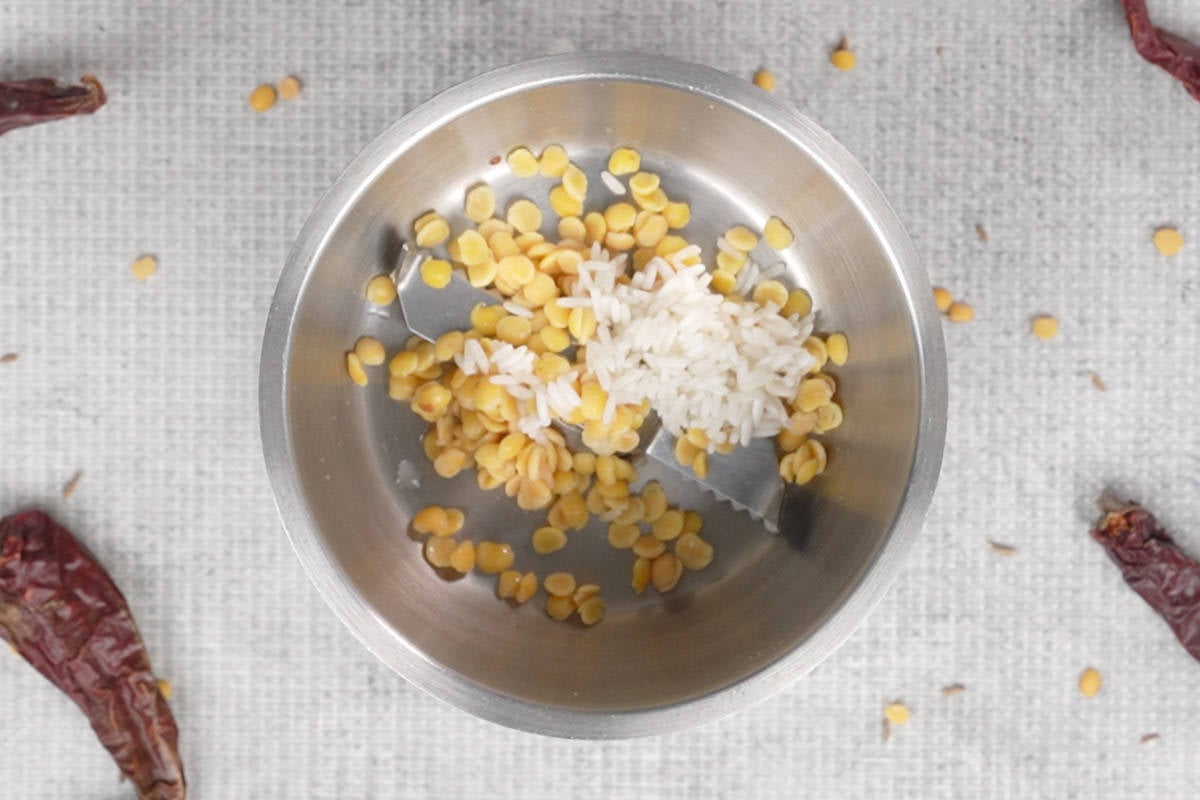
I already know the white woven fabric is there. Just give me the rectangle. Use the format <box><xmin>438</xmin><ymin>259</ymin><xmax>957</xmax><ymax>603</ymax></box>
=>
<box><xmin>2</xmin><ymin>0</ymin><xmax>1199</xmax><ymax>797</ymax></box>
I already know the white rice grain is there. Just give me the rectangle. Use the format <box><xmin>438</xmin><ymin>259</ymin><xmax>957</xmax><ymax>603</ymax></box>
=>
<box><xmin>600</xmin><ymin>170</ymin><xmax>626</xmax><ymax>194</ymax></box>
<box><xmin>761</xmin><ymin>261</ymin><xmax>786</xmax><ymax>279</ymax></box>
<box><xmin>502</xmin><ymin>300</ymin><xmax>534</xmax><ymax>317</ymax></box>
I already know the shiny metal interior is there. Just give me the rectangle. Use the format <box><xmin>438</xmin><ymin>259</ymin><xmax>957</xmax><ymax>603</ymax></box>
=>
<box><xmin>260</xmin><ymin>53</ymin><xmax>946</xmax><ymax>738</ymax></box>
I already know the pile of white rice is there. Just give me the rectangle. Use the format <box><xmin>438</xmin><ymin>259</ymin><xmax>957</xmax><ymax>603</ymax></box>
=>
<box><xmin>454</xmin><ymin>243</ymin><xmax>815</xmax><ymax>449</ymax></box>
<box><xmin>563</xmin><ymin>244</ymin><xmax>815</xmax><ymax>449</ymax></box>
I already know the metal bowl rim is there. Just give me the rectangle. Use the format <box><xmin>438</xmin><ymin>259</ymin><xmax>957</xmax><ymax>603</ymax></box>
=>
<box><xmin>259</xmin><ymin>51</ymin><xmax>948</xmax><ymax>739</ymax></box>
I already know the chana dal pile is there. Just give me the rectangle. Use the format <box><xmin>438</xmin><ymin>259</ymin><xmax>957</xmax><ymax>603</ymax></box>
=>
<box><xmin>350</xmin><ymin>144</ymin><xmax>849</xmax><ymax>626</ymax></box>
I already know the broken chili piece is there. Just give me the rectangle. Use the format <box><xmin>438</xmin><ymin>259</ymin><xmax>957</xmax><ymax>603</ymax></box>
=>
<box><xmin>1091</xmin><ymin>502</ymin><xmax>1200</xmax><ymax>662</ymax></box>
<box><xmin>1121</xmin><ymin>0</ymin><xmax>1200</xmax><ymax>102</ymax></box>
<box><xmin>0</xmin><ymin>75</ymin><xmax>107</xmax><ymax>136</ymax></box>
<box><xmin>0</xmin><ymin>510</ymin><xmax>186</xmax><ymax>800</ymax></box>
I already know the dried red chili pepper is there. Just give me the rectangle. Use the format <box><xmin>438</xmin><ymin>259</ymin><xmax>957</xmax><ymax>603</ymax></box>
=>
<box><xmin>0</xmin><ymin>75</ymin><xmax>107</xmax><ymax>136</ymax></box>
<box><xmin>1121</xmin><ymin>0</ymin><xmax>1200</xmax><ymax>102</ymax></box>
<box><xmin>0</xmin><ymin>510</ymin><xmax>186</xmax><ymax>800</ymax></box>
<box><xmin>1091</xmin><ymin>502</ymin><xmax>1200</xmax><ymax>662</ymax></box>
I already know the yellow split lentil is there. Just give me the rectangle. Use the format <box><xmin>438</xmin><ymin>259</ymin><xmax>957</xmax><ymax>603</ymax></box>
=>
<box><xmin>424</xmin><ymin>537</ymin><xmax>456</xmax><ymax>568</ymax></box>
<box><xmin>433</xmin><ymin>447</ymin><xmax>468</xmax><ymax>478</ymax></box>
<box><xmin>420</xmin><ymin>258</ymin><xmax>452</xmax><ymax>289</ymax></box>
<box><xmin>656</xmin><ymin>234</ymin><xmax>687</xmax><ymax>256</ymax></box>
<box><xmin>814</xmin><ymin>402</ymin><xmax>844</xmax><ymax>433</ymax></box>
<box><xmin>345</xmin><ymin>352</ymin><xmax>367</xmax><ymax>386</ymax></box>
<box><xmin>631</xmin><ymin>557</ymin><xmax>651</xmax><ymax>594</ymax></box>
<box><xmin>634</xmin><ymin>214</ymin><xmax>669</xmax><ymax>248</ymax></box>
<box><xmin>604</xmin><ymin>231</ymin><xmax>635</xmax><ymax>251</ymax></box>
<box><xmin>628</xmin><ymin>172</ymin><xmax>660</xmax><ymax>195</ymax></box>
<box><xmin>830</xmin><ymin>47</ymin><xmax>856</xmax><ymax>71</ymax></box>
<box><xmin>633</xmin><ymin>535</ymin><xmax>666</xmax><ymax>559</ymax></box>
<box><xmin>676</xmin><ymin>533</ymin><xmax>714</xmax><ymax>570</ymax></box>
<box><xmin>532</xmin><ymin>526</ymin><xmax>568</xmax><ymax>554</ymax></box>
<box><xmin>539</xmin><ymin>325</ymin><xmax>570</xmax><ymax>352</ymax></box>
<box><xmin>457</xmin><ymin>230</ymin><xmax>490</xmax><ymax>266</ymax></box>
<box><xmin>477</xmin><ymin>217</ymin><xmax>510</xmax><ymax>240</ymax></box>
<box><xmin>543</xmin><ymin>572</ymin><xmax>576</xmax><ymax>598</ymax></box>
<box><xmin>435</xmin><ymin>331</ymin><xmax>464</xmax><ymax>362</ymax></box>
<box><xmin>789</xmin><ymin>440</ymin><xmax>828</xmax><ymax>485</ymax></box>
<box><xmin>546</xmin><ymin>594</ymin><xmax>576</xmax><ymax>621</ymax></box>
<box><xmin>1031</xmin><ymin>315</ymin><xmax>1059</xmax><ymax>340</ymax></box>
<box><xmin>248</xmin><ymin>84</ymin><xmax>276</xmax><ymax>112</ymax></box>
<box><xmin>353</xmin><ymin>336</ymin><xmax>385</xmax><ymax>366</ymax></box>
<box><xmin>548</xmin><ymin>185</ymin><xmax>582</xmax><ymax>218</ymax></box>
<box><xmin>130</xmin><ymin>254</ymin><xmax>158</xmax><ymax>281</ymax></box>
<box><xmin>558</xmin><ymin>216</ymin><xmax>586</xmax><ymax>241</ymax></box>
<box><xmin>365</xmin><ymin>274</ymin><xmax>397</xmax><ymax>305</ymax></box>
<box><xmin>469</xmin><ymin>303</ymin><xmax>506</xmax><ymax>334</ymax></box>
<box><xmin>715</xmin><ymin>250</ymin><xmax>746</xmax><ymax>274</ymax></box>
<box><xmin>826</xmin><ymin>333</ymin><xmax>849</xmax><ymax>365</ymax></box>
<box><xmin>448</xmin><ymin>540</ymin><xmax>476</xmax><ymax>573</ymax></box>
<box><xmin>1078</xmin><ymin>667</ymin><xmax>1102</xmax><ymax>698</ymax></box>
<box><xmin>506</xmin><ymin>147</ymin><xmax>539</xmax><ymax>177</ymax></box>
<box><xmin>633</xmin><ymin>187</ymin><xmax>668</xmax><ymax>212</ymax></box>
<box><xmin>763</xmin><ymin>216</ymin><xmax>794</xmax><ymax>249</ymax></box>
<box><xmin>651</xmin><ymin>553</ymin><xmax>683</xmax><ymax>592</ymax></box>
<box><xmin>538</xmin><ymin>144</ymin><xmax>569</xmax><ymax>177</ymax></box>
<box><xmin>604</xmin><ymin>202</ymin><xmax>637</xmax><ymax>232</ymax></box>
<box><xmin>615</xmin><ymin>497</ymin><xmax>644</xmax><ymax>525</ymax></box>
<box><xmin>752</xmin><ymin>280</ymin><xmax>789</xmax><ymax>309</ymax></box>
<box><xmin>413</xmin><ymin>210</ymin><xmax>441</xmax><ymax>233</ymax></box>
<box><xmin>641</xmin><ymin>482</ymin><xmax>668</xmax><ymax>522</ymax></box>
<box><xmin>674</xmin><ymin>436</ymin><xmax>700</xmax><ymax>467</ymax></box>
<box><xmin>515</xmin><ymin>572</ymin><xmax>538</xmax><ymax>604</ymax></box>
<box><xmin>278</xmin><ymin>75</ymin><xmax>302</xmax><ymax>100</ymax></box>
<box><xmin>562</xmin><ymin>164</ymin><xmax>588</xmax><ymax>202</ymax></box>
<box><xmin>507</xmin><ymin>199</ymin><xmax>542</xmax><ymax>234</ymax></box>
<box><xmin>724</xmin><ymin>226</ymin><xmax>758</xmax><ymax>252</ymax></box>
<box><xmin>574</xmin><ymin>584</ymin><xmax>600</xmax><ymax>605</ymax></box>
<box><xmin>415</xmin><ymin>215</ymin><xmax>450</xmax><ymax>248</ymax></box>
<box><xmin>883</xmin><ymin>702</ymin><xmax>910</xmax><ymax>726</ymax></box>
<box><xmin>476</xmin><ymin>541</ymin><xmax>515</xmax><ymax>574</ymax></box>
<box><xmin>753</xmin><ymin>68</ymin><xmax>776</xmax><ymax>92</ymax></box>
<box><xmin>496</xmin><ymin>570</ymin><xmax>522</xmax><ymax>599</ymax></box>
<box><xmin>933</xmin><ymin>287</ymin><xmax>953</xmax><ymax>312</ymax></box>
<box><xmin>652</xmin><ymin>509</ymin><xmax>684</xmax><ymax>541</ymax></box>
<box><xmin>607</xmin><ymin>147</ymin><xmax>640</xmax><ymax>175</ymax></box>
<box><xmin>710</xmin><ymin>270</ymin><xmax>736</xmax><ymax>295</ymax></box>
<box><xmin>1152</xmin><ymin>226</ymin><xmax>1183</xmax><ymax>256</ymax></box>
<box><xmin>496</xmin><ymin>255</ymin><xmax>535</xmax><ymax>289</ymax></box>
<box><xmin>607</xmin><ymin>523</ymin><xmax>640</xmax><ymax>549</ymax></box>
<box><xmin>782</xmin><ymin>288</ymin><xmax>813</xmax><ymax>318</ymax></box>
<box><xmin>947</xmin><ymin>301</ymin><xmax>975</xmax><ymax>323</ymax></box>
<box><xmin>663</xmin><ymin>201</ymin><xmax>691</xmax><ymax>229</ymax></box>
<box><xmin>577</xmin><ymin>596</ymin><xmax>605</xmax><ymax>625</ymax></box>
<box><xmin>795</xmin><ymin>378</ymin><xmax>834</xmax><ymax>412</ymax></box>
<box><xmin>412</xmin><ymin>505</ymin><xmax>450</xmax><ymax>535</ymax></box>
<box><xmin>464</xmin><ymin>184</ymin><xmax>496</xmax><ymax>223</ymax></box>
<box><xmin>467</xmin><ymin>259</ymin><xmax>498</xmax><ymax>288</ymax></box>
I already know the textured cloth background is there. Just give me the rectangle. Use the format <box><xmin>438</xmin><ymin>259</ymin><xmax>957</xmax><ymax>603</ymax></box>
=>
<box><xmin>3</xmin><ymin>0</ymin><xmax>1199</xmax><ymax>797</ymax></box>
